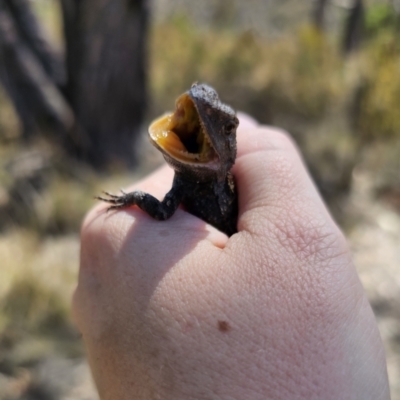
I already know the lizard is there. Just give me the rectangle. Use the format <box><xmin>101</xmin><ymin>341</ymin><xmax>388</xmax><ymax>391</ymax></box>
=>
<box><xmin>96</xmin><ymin>83</ymin><xmax>239</xmax><ymax>237</ymax></box>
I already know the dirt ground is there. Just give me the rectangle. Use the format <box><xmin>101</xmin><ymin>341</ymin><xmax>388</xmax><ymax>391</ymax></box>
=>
<box><xmin>349</xmin><ymin>167</ymin><xmax>400</xmax><ymax>400</ymax></box>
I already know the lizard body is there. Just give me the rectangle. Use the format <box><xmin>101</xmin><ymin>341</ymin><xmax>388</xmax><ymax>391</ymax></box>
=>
<box><xmin>97</xmin><ymin>83</ymin><xmax>239</xmax><ymax>236</ymax></box>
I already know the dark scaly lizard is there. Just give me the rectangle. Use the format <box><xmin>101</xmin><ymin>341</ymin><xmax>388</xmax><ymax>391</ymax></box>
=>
<box><xmin>96</xmin><ymin>83</ymin><xmax>239</xmax><ymax>236</ymax></box>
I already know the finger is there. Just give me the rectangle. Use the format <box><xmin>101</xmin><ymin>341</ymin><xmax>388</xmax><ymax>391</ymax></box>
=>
<box><xmin>93</xmin><ymin>165</ymin><xmax>174</xmax><ymax>211</ymax></box>
<box><xmin>130</xmin><ymin>165</ymin><xmax>174</xmax><ymax>197</ymax></box>
<box><xmin>233</xmin><ymin>120</ymin><xmax>337</xmax><ymax>238</ymax></box>
<box><xmin>75</xmin><ymin>201</ymin><xmax>227</xmax><ymax>332</ymax></box>
<box><xmin>86</xmin><ymin>166</ymin><xmax>228</xmax><ymax>251</ymax></box>
<box><xmin>236</xmin><ymin>111</ymin><xmax>259</xmax><ymax>133</ymax></box>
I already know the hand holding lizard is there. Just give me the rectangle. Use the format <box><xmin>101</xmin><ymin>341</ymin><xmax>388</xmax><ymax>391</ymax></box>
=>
<box><xmin>75</xmin><ymin>115</ymin><xmax>389</xmax><ymax>400</ymax></box>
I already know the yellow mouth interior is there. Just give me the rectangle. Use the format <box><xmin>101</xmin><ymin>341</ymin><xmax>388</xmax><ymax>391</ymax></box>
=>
<box><xmin>149</xmin><ymin>93</ymin><xmax>216</xmax><ymax>163</ymax></box>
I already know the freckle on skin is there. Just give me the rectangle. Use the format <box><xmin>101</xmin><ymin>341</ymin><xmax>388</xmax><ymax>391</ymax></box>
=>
<box><xmin>218</xmin><ymin>320</ymin><xmax>231</xmax><ymax>332</ymax></box>
<box><xmin>159</xmin><ymin>230</ymin><xmax>170</xmax><ymax>237</ymax></box>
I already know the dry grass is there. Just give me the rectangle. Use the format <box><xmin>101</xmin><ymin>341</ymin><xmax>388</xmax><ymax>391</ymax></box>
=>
<box><xmin>0</xmin><ymin>230</ymin><xmax>78</xmax><ymax>334</ymax></box>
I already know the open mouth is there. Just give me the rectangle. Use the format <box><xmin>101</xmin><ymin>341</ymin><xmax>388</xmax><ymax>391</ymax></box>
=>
<box><xmin>149</xmin><ymin>93</ymin><xmax>217</xmax><ymax>164</ymax></box>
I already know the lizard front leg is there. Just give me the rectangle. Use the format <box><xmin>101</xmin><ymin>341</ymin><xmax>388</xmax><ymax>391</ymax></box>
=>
<box><xmin>96</xmin><ymin>185</ymin><xmax>184</xmax><ymax>221</ymax></box>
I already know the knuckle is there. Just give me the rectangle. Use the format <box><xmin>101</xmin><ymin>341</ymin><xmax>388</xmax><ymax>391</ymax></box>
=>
<box><xmin>258</xmin><ymin>126</ymin><xmax>297</xmax><ymax>154</ymax></box>
<box><xmin>272</xmin><ymin>209</ymin><xmax>347</xmax><ymax>265</ymax></box>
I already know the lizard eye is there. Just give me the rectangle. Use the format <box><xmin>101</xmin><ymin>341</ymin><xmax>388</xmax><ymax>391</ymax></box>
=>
<box><xmin>224</xmin><ymin>121</ymin><xmax>237</xmax><ymax>135</ymax></box>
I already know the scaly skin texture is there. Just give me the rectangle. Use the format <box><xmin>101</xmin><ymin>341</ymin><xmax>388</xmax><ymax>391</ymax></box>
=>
<box><xmin>97</xmin><ymin>83</ymin><xmax>239</xmax><ymax>236</ymax></box>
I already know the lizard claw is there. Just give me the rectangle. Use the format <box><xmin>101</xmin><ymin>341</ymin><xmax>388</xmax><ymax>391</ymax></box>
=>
<box><xmin>95</xmin><ymin>195</ymin><xmax>119</xmax><ymax>204</ymax></box>
<box><xmin>106</xmin><ymin>204</ymin><xmax>126</xmax><ymax>212</ymax></box>
<box><xmin>95</xmin><ymin>190</ymin><xmax>132</xmax><ymax>211</ymax></box>
<box><xmin>102</xmin><ymin>191</ymin><xmax>120</xmax><ymax>198</ymax></box>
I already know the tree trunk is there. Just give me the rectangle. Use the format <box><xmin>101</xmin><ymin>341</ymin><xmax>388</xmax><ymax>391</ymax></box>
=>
<box><xmin>3</xmin><ymin>0</ymin><xmax>64</xmax><ymax>83</ymax></box>
<box><xmin>342</xmin><ymin>0</ymin><xmax>365</xmax><ymax>54</ymax></box>
<box><xmin>0</xmin><ymin>0</ymin><xmax>71</xmax><ymax>138</ymax></box>
<box><xmin>61</xmin><ymin>0</ymin><xmax>149</xmax><ymax>167</ymax></box>
<box><xmin>0</xmin><ymin>0</ymin><xmax>148</xmax><ymax>168</ymax></box>
<box><xmin>312</xmin><ymin>0</ymin><xmax>329</xmax><ymax>31</ymax></box>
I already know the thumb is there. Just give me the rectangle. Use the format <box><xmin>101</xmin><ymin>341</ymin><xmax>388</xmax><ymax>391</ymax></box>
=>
<box><xmin>233</xmin><ymin>115</ymin><xmax>334</xmax><ymax>237</ymax></box>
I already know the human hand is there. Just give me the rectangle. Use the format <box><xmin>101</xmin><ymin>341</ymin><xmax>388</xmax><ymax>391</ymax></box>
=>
<box><xmin>74</xmin><ymin>114</ymin><xmax>389</xmax><ymax>399</ymax></box>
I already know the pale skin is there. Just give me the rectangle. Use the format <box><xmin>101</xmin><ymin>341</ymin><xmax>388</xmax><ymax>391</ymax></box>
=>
<box><xmin>74</xmin><ymin>114</ymin><xmax>390</xmax><ymax>400</ymax></box>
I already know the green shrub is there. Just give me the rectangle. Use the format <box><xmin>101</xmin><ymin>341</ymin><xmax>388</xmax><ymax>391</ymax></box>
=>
<box><xmin>151</xmin><ymin>21</ymin><xmax>345</xmax><ymax>122</ymax></box>
<box><xmin>354</xmin><ymin>33</ymin><xmax>400</xmax><ymax>140</ymax></box>
<box><xmin>365</xmin><ymin>4</ymin><xmax>398</xmax><ymax>37</ymax></box>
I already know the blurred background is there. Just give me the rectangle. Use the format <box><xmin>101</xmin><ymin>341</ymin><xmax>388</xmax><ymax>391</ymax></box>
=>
<box><xmin>0</xmin><ymin>0</ymin><xmax>399</xmax><ymax>398</ymax></box>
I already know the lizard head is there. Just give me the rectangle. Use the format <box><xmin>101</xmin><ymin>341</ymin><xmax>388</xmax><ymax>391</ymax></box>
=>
<box><xmin>149</xmin><ymin>83</ymin><xmax>238</xmax><ymax>179</ymax></box>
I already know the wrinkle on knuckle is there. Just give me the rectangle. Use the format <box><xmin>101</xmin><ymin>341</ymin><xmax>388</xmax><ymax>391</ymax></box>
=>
<box><xmin>269</xmin><ymin>214</ymin><xmax>355</xmax><ymax>321</ymax></box>
<box><xmin>272</xmin><ymin>210</ymin><xmax>347</xmax><ymax>266</ymax></box>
